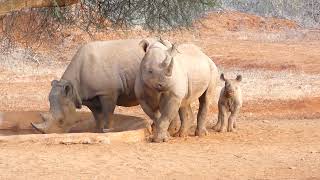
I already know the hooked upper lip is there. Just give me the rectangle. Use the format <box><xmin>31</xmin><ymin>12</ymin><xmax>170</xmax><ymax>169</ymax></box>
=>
<box><xmin>226</xmin><ymin>91</ymin><xmax>234</xmax><ymax>97</ymax></box>
<box><xmin>155</xmin><ymin>84</ymin><xmax>164</xmax><ymax>91</ymax></box>
<box><xmin>155</xmin><ymin>86</ymin><xmax>165</xmax><ymax>92</ymax></box>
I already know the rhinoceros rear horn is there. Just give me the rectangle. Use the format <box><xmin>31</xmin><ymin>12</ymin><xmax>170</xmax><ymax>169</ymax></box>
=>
<box><xmin>159</xmin><ymin>37</ymin><xmax>172</xmax><ymax>48</ymax></box>
<box><xmin>168</xmin><ymin>43</ymin><xmax>179</xmax><ymax>57</ymax></box>
<box><xmin>166</xmin><ymin>57</ymin><xmax>174</xmax><ymax>76</ymax></box>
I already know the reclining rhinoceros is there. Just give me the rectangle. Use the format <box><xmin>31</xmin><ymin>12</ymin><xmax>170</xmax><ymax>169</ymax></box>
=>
<box><xmin>31</xmin><ymin>38</ymin><xmax>180</xmax><ymax>134</ymax></box>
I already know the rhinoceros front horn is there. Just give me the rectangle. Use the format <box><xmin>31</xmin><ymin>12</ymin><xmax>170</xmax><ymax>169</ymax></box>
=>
<box><xmin>30</xmin><ymin>113</ymin><xmax>50</xmax><ymax>134</ymax></box>
<box><xmin>31</xmin><ymin>122</ymin><xmax>46</xmax><ymax>134</ymax></box>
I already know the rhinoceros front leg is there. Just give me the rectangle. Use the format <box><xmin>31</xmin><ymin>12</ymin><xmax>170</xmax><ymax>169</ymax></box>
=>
<box><xmin>138</xmin><ymin>99</ymin><xmax>161</xmax><ymax>134</ymax></box>
<box><xmin>168</xmin><ymin>115</ymin><xmax>181</xmax><ymax>136</ymax></box>
<box><xmin>99</xmin><ymin>96</ymin><xmax>117</xmax><ymax>133</ymax></box>
<box><xmin>153</xmin><ymin>96</ymin><xmax>181</xmax><ymax>143</ymax></box>
<box><xmin>90</xmin><ymin>108</ymin><xmax>104</xmax><ymax>133</ymax></box>
<box><xmin>174</xmin><ymin>105</ymin><xmax>192</xmax><ymax>137</ymax></box>
<box><xmin>84</xmin><ymin>98</ymin><xmax>105</xmax><ymax>133</ymax></box>
<box><xmin>139</xmin><ymin>100</ymin><xmax>161</xmax><ymax>120</ymax></box>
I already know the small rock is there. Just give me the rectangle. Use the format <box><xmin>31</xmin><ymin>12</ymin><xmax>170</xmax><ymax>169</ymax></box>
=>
<box><xmin>81</xmin><ymin>138</ymin><xmax>92</xmax><ymax>144</ymax></box>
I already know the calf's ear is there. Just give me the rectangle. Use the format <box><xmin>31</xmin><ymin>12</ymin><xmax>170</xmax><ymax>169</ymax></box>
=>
<box><xmin>51</xmin><ymin>80</ymin><xmax>59</xmax><ymax>87</ymax></box>
<box><xmin>139</xmin><ymin>39</ymin><xmax>150</xmax><ymax>53</ymax></box>
<box><xmin>236</xmin><ymin>75</ymin><xmax>242</xmax><ymax>82</ymax></box>
<box><xmin>220</xmin><ymin>73</ymin><xmax>226</xmax><ymax>81</ymax></box>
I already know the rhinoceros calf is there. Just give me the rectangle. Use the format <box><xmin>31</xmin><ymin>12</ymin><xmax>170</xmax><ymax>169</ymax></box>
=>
<box><xmin>31</xmin><ymin>39</ymin><xmax>156</xmax><ymax>133</ymax></box>
<box><xmin>135</xmin><ymin>40</ymin><xmax>219</xmax><ymax>142</ymax></box>
<box><xmin>213</xmin><ymin>73</ymin><xmax>243</xmax><ymax>132</ymax></box>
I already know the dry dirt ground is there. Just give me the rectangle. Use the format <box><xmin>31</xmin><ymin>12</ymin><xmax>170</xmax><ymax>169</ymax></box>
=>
<box><xmin>0</xmin><ymin>11</ymin><xmax>320</xmax><ymax>179</ymax></box>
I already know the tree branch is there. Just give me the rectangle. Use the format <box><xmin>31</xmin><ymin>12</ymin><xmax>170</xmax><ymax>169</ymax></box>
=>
<box><xmin>0</xmin><ymin>0</ymin><xmax>79</xmax><ymax>16</ymax></box>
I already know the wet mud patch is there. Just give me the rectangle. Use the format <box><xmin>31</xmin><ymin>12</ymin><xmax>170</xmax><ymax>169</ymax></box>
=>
<box><xmin>0</xmin><ymin>112</ymin><xmax>148</xmax><ymax>144</ymax></box>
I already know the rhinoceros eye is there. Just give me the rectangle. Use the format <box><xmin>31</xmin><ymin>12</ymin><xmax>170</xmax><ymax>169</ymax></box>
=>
<box><xmin>148</xmin><ymin>70</ymin><xmax>153</xmax><ymax>74</ymax></box>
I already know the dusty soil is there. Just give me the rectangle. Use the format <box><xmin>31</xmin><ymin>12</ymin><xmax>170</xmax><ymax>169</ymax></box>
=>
<box><xmin>0</xmin><ymin>11</ymin><xmax>319</xmax><ymax>179</ymax></box>
<box><xmin>1</xmin><ymin>119</ymin><xmax>320</xmax><ymax>179</ymax></box>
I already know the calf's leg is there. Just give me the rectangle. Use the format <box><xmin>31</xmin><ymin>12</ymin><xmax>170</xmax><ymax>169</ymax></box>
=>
<box><xmin>227</xmin><ymin>110</ymin><xmax>239</xmax><ymax>132</ymax></box>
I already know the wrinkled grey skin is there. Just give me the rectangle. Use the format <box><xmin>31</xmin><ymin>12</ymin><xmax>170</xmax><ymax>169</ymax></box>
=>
<box><xmin>135</xmin><ymin>40</ymin><xmax>218</xmax><ymax>142</ymax></box>
<box><xmin>31</xmin><ymin>39</ymin><xmax>157</xmax><ymax>133</ymax></box>
<box><xmin>213</xmin><ymin>73</ymin><xmax>243</xmax><ymax>132</ymax></box>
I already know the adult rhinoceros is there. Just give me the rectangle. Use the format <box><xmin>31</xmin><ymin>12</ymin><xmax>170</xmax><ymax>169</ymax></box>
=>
<box><xmin>31</xmin><ymin>38</ymin><xmax>164</xmax><ymax>133</ymax></box>
<box><xmin>135</xmin><ymin>40</ymin><xmax>219</xmax><ymax>142</ymax></box>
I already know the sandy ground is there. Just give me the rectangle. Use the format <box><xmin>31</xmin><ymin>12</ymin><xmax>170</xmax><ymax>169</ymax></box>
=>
<box><xmin>0</xmin><ymin>11</ymin><xmax>319</xmax><ymax>179</ymax></box>
<box><xmin>1</xmin><ymin>119</ymin><xmax>320</xmax><ymax>179</ymax></box>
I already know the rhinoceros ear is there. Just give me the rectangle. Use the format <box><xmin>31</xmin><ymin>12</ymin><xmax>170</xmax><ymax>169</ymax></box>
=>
<box><xmin>139</xmin><ymin>39</ymin><xmax>150</xmax><ymax>53</ymax></box>
<box><xmin>51</xmin><ymin>80</ymin><xmax>59</xmax><ymax>87</ymax></box>
<box><xmin>61</xmin><ymin>80</ymin><xmax>82</xmax><ymax>108</ymax></box>
<box><xmin>220</xmin><ymin>73</ymin><xmax>226</xmax><ymax>81</ymax></box>
<box><xmin>62</xmin><ymin>81</ymin><xmax>72</xmax><ymax>97</ymax></box>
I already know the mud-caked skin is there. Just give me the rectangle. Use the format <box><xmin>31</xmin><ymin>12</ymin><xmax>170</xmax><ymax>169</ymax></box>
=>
<box><xmin>213</xmin><ymin>73</ymin><xmax>243</xmax><ymax>132</ymax></box>
<box><xmin>31</xmin><ymin>39</ymin><xmax>157</xmax><ymax>134</ymax></box>
<box><xmin>135</xmin><ymin>39</ymin><xmax>219</xmax><ymax>142</ymax></box>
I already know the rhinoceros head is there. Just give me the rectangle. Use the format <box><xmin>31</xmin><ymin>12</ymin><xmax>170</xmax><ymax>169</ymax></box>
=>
<box><xmin>31</xmin><ymin>79</ymin><xmax>82</xmax><ymax>133</ymax></box>
<box><xmin>220</xmin><ymin>73</ymin><xmax>242</xmax><ymax>98</ymax></box>
<box><xmin>139</xmin><ymin>39</ymin><xmax>178</xmax><ymax>92</ymax></box>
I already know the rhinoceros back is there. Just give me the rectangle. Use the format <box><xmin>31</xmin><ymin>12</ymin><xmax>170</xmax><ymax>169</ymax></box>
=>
<box><xmin>61</xmin><ymin>39</ymin><xmax>147</xmax><ymax>105</ymax></box>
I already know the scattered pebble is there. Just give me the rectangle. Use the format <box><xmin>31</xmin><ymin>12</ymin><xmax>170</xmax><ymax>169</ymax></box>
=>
<box><xmin>310</xmin><ymin>150</ymin><xmax>320</xmax><ymax>154</ymax></box>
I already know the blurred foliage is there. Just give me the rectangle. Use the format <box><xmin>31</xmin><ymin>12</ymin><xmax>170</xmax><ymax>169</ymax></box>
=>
<box><xmin>220</xmin><ymin>0</ymin><xmax>320</xmax><ymax>28</ymax></box>
<box><xmin>0</xmin><ymin>0</ymin><xmax>218</xmax><ymax>53</ymax></box>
